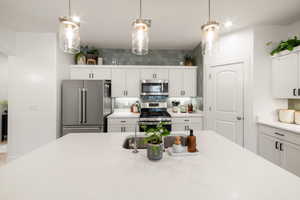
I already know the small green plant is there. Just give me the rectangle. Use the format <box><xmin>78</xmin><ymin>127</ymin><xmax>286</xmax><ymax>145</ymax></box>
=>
<box><xmin>142</xmin><ymin>122</ymin><xmax>170</xmax><ymax>145</ymax></box>
<box><xmin>268</xmin><ymin>36</ymin><xmax>300</xmax><ymax>56</ymax></box>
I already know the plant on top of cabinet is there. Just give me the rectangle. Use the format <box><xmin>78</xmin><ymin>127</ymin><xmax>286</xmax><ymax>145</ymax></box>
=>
<box><xmin>184</xmin><ymin>55</ymin><xmax>194</xmax><ymax>66</ymax></box>
<box><xmin>75</xmin><ymin>46</ymin><xmax>101</xmax><ymax>65</ymax></box>
<box><xmin>267</xmin><ymin>36</ymin><xmax>300</xmax><ymax>56</ymax></box>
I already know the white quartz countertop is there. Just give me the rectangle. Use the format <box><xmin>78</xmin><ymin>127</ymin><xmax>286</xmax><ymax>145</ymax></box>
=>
<box><xmin>257</xmin><ymin>119</ymin><xmax>300</xmax><ymax>134</ymax></box>
<box><xmin>107</xmin><ymin>110</ymin><xmax>140</xmax><ymax>118</ymax></box>
<box><xmin>169</xmin><ymin>110</ymin><xmax>204</xmax><ymax>118</ymax></box>
<box><xmin>1</xmin><ymin>131</ymin><xmax>300</xmax><ymax>200</ymax></box>
<box><xmin>108</xmin><ymin>110</ymin><xmax>204</xmax><ymax>119</ymax></box>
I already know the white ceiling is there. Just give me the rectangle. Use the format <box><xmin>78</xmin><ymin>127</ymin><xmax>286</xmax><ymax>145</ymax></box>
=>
<box><xmin>0</xmin><ymin>0</ymin><xmax>300</xmax><ymax>50</ymax></box>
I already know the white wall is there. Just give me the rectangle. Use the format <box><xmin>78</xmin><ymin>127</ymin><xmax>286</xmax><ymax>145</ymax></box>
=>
<box><xmin>55</xmin><ymin>36</ymin><xmax>73</xmax><ymax>138</ymax></box>
<box><xmin>0</xmin><ymin>53</ymin><xmax>8</xmax><ymax>140</ymax></box>
<box><xmin>7</xmin><ymin>32</ymin><xmax>73</xmax><ymax>159</ymax></box>
<box><xmin>253</xmin><ymin>26</ymin><xmax>288</xmax><ymax>120</ymax></box>
<box><xmin>0</xmin><ymin>26</ymin><xmax>16</xmax><ymax>56</ymax></box>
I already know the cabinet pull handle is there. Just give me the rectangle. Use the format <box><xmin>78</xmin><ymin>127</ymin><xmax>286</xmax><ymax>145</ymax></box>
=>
<box><xmin>279</xmin><ymin>143</ymin><xmax>283</xmax><ymax>151</ymax></box>
<box><xmin>298</xmin><ymin>88</ymin><xmax>300</xmax><ymax>96</ymax></box>
<box><xmin>293</xmin><ymin>88</ymin><xmax>297</xmax><ymax>96</ymax></box>
<box><xmin>275</xmin><ymin>141</ymin><xmax>279</xmax><ymax>149</ymax></box>
<box><xmin>274</xmin><ymin>132</ymin><xmax>285</xmax><ymax>137</ymax></box>
<box><xmin>92</xmin><ymin>73</ymin><xmax>94</xmax><ymax>78</ymax></box>
<box><xmin>184</xmin><ymin>119</ymin><xmax>189</xmax><ymax>122</ymax></box>
<box><xmin>121</xmin><ymin>120</ymin><xmax>126</xmax><ymax>123</ymax></box>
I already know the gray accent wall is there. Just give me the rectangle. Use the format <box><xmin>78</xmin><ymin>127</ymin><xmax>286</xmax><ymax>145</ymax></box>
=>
<box><xmin>100</xmin><ymin>49</ymin><xmax>193</xmax><ymax>66</ymax></box>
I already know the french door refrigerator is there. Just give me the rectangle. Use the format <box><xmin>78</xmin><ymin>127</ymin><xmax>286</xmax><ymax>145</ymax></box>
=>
<box><xmin>62</xmin><ymin>80</ymin><xmax>112</xmax><ymax>136</ymax></box>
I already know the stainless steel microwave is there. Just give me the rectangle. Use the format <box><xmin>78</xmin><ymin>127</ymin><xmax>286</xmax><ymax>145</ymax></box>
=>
<box><xmin>141</xmin><ymin>80</ymin><xmax>169</xmax><ymax>96</ymax></box>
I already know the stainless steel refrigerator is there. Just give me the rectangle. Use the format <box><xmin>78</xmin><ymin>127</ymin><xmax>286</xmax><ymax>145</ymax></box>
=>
<box><xmin>61</xmin><ymin>80</ymin><xmax>112</xmax><ymax>136</ymax></box>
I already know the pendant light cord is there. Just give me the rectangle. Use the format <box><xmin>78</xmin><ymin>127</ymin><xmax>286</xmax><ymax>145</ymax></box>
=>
<box><xmin>68</xmin><ymin>0</ymin><xmax>71</xmax><ymax>17</ymax></box>
<box><xmin>208</xmin><ymin>0</ymin><xmax>211</xmax><ymax>21</ymax></box>
<box><xmin>139</xmin><ymin>0</ymin><xmax>142</xmax><ymax>18</ymax></box>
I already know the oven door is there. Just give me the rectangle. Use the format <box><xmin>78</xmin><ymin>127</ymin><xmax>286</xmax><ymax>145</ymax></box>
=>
<box><xmin>141</xmin><ymin>80</ymin><xmax>168</xmax><ymax>96</ymax></box>
<box><xmin>139</xmin><ymin>121</ymin><xmax>172</xmax><ymax>132</ymax></box>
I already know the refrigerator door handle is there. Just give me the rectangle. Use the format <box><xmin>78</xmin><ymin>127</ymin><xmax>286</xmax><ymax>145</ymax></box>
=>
<box><xmin>78</xmin><ymin>88</ymin><xmax>82</xmax><ymax>123</ymax></box>
<box><xmin>84</xmin><ymin>88</ymin><xmax>88</xmax><ymax>123</ymax></box>
<box><xmin>82</xmin><ymin>88</ymin><xmax>86</xmax><ymax>123</ymax></box>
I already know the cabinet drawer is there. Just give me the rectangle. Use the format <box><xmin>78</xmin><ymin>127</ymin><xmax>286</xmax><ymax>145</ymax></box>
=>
<box><xmin>258</xmin><ymin>124</ymin><xmax>300</xmax><ymax>146</ymax></box>
<box><xmin>108</xmin><ymin>125</ymin><xmax>137</xmax><ymax>133</ymax></box>
<box><xmin>108</xmin><ymin>118</ymin><xmax>139</xmax><ymax>125</ymax></box>
<box><xmin>172</xmin><ymin>117</ymin><xmax>203</xmax><ymax>124</ymax></box>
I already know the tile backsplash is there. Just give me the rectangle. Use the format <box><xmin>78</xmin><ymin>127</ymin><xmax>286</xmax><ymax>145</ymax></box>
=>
<box><xmin>288</xmin><ymin>99</ymin><xmax>300</xmax><ymax>110</ymax></box>
<box><xmin>113</xmin><ymin>97</ymin><xmax>203</xmax><ymax>110</ymax></box>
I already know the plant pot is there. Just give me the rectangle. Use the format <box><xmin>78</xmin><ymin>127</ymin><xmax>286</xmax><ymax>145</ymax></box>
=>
<box><xmin>147</xmin><ymin>143</ymin><xmax>164</xmax><ymax>161</ymax></box>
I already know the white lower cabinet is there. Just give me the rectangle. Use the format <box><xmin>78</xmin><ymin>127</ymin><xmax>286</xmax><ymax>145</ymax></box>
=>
<box><xmin>258</xmin><ymin>124</ymin><xmax>300</xmax><ymax>177</ymax></box>
<box><xmin>108</xmin><ymin>118</ymin><xmax>139</xmax><ymax>133</ymax></box>
<box><xmin>172</xmin><ymin>117</ymin><xmax>203</xmax><ymax>132</ymax></box>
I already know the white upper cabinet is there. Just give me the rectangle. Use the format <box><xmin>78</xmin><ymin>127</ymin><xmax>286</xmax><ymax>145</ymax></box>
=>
<box><xmin>140</xmin><ymin>69</ymin><xmax>169</xmax><ymax>80</ymax></box>
<box><xmin>169</xmin><ymin>68</ymin><xmax>197</xmax><ymax>97</ymax></box>
<box><xmin>70</xmin><ymin>67</ymin><xmax>111</xmax><ymax>80</ymax></box>
<box><xmin>111</xmin><ymin>68</ymin><xmax>140</xmax><ymax>97</ymax></box>
<box><xmin>272</xmin><ymin>52</ymin><xmax>299</xmax><ymax>98</ymax></box>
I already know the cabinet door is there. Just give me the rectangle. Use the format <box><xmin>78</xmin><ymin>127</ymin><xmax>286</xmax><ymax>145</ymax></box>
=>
<box><xmin>172</xmin><ymin>124</ymin><xmax>186</xmax><ymax>132</ymax></box>
<box><xmin>272</xmin><ymin>53</ymin><xmax>298</xmax><ymax>98</ymax></box>
<box><xmin>281</xmin><ymin>141</ymin><xmax>300</xmax><ymax>177</ymax></box>
<box><xmin>92</xmin><ymin>68</ymin><xmax>112</xmax><ymax>80</ymax></box>
<box><xmin>111</xmin><ymin>69</ymin><xmax>126</xmax><ymax>97</ymax></box>
<box><xmin>155</xmin><ymin>69</ymin><xmax>169</xmax><ymax>80</ymax></box>
<box><xmin>140</xmin><ymin>69</ymin><xmax>156</xmax><ymax>80</ymax></box>
<box><xmin>140</xmin><ymin>69</ymin><xmax>169</xmax><ymax>80</ymax></box>
<box><xmin>126</xmin><ymin>69</ymin><xmax>140</xmax><ymax>97</ymax></box>
<box><xmin>108</xmin><ymin>125</ymin><xmax>123</xmax><ymax>133</ymax></box>
<box><xmin>169</xmin><ymin>69</ymin><xmax>183</xmax><ymax>97</ymax></box>
<box><xmin>259</xmin><ymin>134</ymin><xmax>281</xmax><ymax>165</ymax></box>
<box><xmin>183</xmin><ymin>69</ymin><xmax>197</xmax><ymax>97</ymax></box>
<box><xmin>70</xmin><ymin>68</ymin><xmax>92</xmax><ymax>80</ymax></box>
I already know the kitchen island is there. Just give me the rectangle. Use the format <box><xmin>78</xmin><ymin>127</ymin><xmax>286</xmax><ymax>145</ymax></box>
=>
<box><xmin>1</xmin><ymin>131</ymin><xmax>300</xmax><ymax>200</ymax></box>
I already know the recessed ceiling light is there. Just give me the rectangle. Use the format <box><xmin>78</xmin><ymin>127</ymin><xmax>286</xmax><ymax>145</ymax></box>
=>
<box><xmin>224</xmin><ymin>21</ymin><xmax>233</xmax><ymax>28</ymax></box>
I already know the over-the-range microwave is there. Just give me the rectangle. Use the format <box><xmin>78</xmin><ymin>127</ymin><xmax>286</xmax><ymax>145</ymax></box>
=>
<box><xmin>140</xmin><ymin>80</ymin><xmax>169</xmax><ymax>96</ymax></box>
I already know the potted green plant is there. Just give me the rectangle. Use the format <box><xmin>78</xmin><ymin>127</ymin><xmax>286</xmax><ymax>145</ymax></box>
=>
<box><xmin>142</xmin><ymin>122</ymin><xmax>170</xmax><ymax>161</ymax></box>
<box><xmin>184</xmin><ymin>55</ymin><xmax>194</xmax><ymax>66</ymax></box>
<box><xmin>268</xmin><ymin>36</ymin><xmax>300</xmax><ymax>56</ymax></box>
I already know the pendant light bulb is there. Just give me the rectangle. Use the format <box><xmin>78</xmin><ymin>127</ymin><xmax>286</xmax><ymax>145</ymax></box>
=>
<box><xmin>132</xmin><ymin>0</ymin><xmax>151</xmax><ymax>56</ymax></box>
<box><xmin>59</xmin><ymin>0</ymin><xmax>80</xmax><ymax>54</ymax></box>
<box><xmin>201</xmin><ymin>0</ymin><xmax>220</xmax><ymax>55</ymax></box>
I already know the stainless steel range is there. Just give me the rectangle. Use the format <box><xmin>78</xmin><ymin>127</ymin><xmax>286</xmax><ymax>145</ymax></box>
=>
<box><xmin>139</xmin><ymin>98</ymin><xmax>171</xmax><ymax>132</ymax></box>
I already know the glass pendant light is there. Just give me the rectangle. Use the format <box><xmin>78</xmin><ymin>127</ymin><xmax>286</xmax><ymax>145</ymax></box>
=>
<box><xmin>201</xmin><ymin>0</ymin><xmax>220</xmax><ymax>55</ymax></box>
<box><xmin>132</xmin><ymin>0</ymin><xmax>151</xmax><ymax>56</ymax></box>
<box><xmin>59</xmin><ymin>0</ymin><xmax>80</xmax><ymax>54</ymax></box>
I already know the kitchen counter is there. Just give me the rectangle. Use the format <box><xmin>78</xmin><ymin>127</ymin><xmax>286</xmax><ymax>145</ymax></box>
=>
<box><xmin>169</xmin><ymin>110</ymin><xmax>204</xmax><ymax>118</ymax></box>
<box><xmin>1</xmin><ymin>131</ymin><xmax>300</xmax><ymax>200</ymax></box>
<box><xmin>257</xmin><ymin>119</ymin><xmax>300</xmax><ymax>134</ymax></box>
<box><xmin>107</xmin><ymin>110</ymin><xmax>140</xmax><ymax>118</ymax></box>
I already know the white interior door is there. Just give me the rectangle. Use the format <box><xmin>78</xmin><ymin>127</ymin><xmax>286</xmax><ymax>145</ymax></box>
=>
<box><xmin>207</xmin><ymin>62</ymin><xmax>244</xmax><ymax>146</ymax></box>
